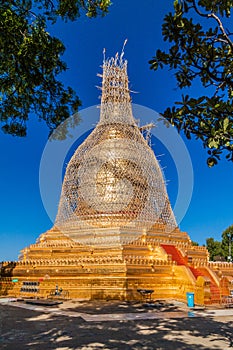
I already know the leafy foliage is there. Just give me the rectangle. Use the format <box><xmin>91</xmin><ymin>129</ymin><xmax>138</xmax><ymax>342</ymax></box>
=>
<box><xmin>221</xmin><ymin>224</ymin><xmax>233</xmax><ymax>261</ymax></box>
<box><xmin>149</xmin><ymin>0</ymin><xmax>233</xmax><ymax>166</ymax></box>
<box><xmin>206</xmin><ymin>224</ymin><xmax>233</xmax><ymax>261</ymax></box>
<box><xmin>0</xmin><ymin>1</ymin><xmax>111</xmax><ymax>137</ymax></box>
<box><xmin>206</xmin><ymin>237</ymin><xmax>224</xmax><ymax>261</ymax></box>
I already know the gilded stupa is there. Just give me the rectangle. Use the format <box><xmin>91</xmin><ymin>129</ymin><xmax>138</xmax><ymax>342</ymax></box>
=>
<box><xmin>55</xmin><ymin>50</ymin><xmax>176</xmax><ymax>247</ymax></box>
<box><xmin>1</xmin><ymin>49</ymin><xmax>233</xmax><ymax>305</ymax></box>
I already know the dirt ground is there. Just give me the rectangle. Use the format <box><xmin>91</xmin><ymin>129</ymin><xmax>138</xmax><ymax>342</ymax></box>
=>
<box><xmin>0</xmin><ymin>300</ymin><xmax>233</xmax><ymax>349</ymax></box>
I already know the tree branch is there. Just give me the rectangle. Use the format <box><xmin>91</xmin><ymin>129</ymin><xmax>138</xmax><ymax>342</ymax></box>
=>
<box><xmin>208</xmin><ymin>12</ymin><xmax>233</xmax><ymax>51</ymax></box>
<box><xmin>192</xmin><ymin>0</ymin><xmax>233</xmax><ymax>51</ymax></box>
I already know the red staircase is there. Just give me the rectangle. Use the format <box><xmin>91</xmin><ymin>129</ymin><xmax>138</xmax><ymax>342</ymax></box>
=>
<box><xmin>161</xmin><ymin>244</ymin><xmax>221</xmax><ymax>303</ymax></box>
<box><xmin>161</xmin><ymin>244</ymin><xmax>187</xmax><ymax>265</ymax></box>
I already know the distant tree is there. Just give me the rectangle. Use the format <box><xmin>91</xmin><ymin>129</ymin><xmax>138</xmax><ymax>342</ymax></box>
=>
<box><xmin>221</xmin><ymin>224</ymin><xmax>233</xmax><ymax>261</ymax></box>
<box><xmin>206</xmin><ymin>237</ymin><xmax>224</xmax><ymax>261</ymax></box>
<box><xmin>191</xmin><ymin>240</ymin><xmax>199</xmax><ymax>246</ymax></box>
<box><xmin>149</xmin><ymin>0</ymin><xmax>233</xmax><ymax>166</ymax></box>
<box><xmin>0</xmin><ymin>1</ymin><xmax>111</xmax><ymax>137</ymax></box>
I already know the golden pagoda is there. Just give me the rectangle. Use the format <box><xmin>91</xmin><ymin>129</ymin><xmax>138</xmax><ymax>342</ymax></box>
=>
<box><xmin>1</xmin><ymin>49</ymin><xmax>233</xmax><ymax>305</ymax></box>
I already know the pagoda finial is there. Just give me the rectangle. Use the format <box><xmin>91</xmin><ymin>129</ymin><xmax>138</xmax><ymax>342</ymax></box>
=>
<box><xmin>120</xmin><ymin>39</ymin><xmax>128</xmax><ymax>64</ymax></box>
<box><xmin>99</xmin><ymin>41</ymin><xmax>136</xmax><ymax>125</ymax></box>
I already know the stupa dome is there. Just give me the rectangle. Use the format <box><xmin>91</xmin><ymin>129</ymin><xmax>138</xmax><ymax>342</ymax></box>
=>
<box><xmin>55</xmin><ymin>48</ymin><xmax>177</xmax><ymax>246</ymax></box>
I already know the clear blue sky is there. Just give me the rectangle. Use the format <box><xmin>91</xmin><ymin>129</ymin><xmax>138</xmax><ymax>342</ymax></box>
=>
<box><xmin>1</xmin><ymin>0</ymin><xmax>232</xmax><ymax>261</ymax></box>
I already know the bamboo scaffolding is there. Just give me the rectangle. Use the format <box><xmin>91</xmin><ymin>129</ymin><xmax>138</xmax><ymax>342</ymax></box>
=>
<box><xmin>55</xmin><ymin>51</ymin><xmax>177</xmax><ymax>247</ymax></box>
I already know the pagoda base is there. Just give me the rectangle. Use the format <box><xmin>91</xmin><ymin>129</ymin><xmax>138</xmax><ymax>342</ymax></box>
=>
<box><xmin>4</xmin><ymin>264</ymin><xmax>195</xmax><ymax>303</ymax></box>
<box><xmin>1</xmin><ymin>225</ymin><xmax>233</xmax><ymax>306</ymax></box>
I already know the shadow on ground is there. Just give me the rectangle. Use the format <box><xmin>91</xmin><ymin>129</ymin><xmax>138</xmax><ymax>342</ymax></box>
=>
<box><xmin>63</xmin><ymin>300</ymin><xmax>182</xmax><ymax>315</ymax></box>
<box><xmin>0</xmin><ymin>303</ymin><xmax>233</xmax><ymax>349</ymax></box>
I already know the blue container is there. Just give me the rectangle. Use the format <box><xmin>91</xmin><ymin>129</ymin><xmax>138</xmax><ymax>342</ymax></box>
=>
<box><xmin>186</xmin><ymin>292</ymin><xmax>194</xmax><ymax>307</ymax></box>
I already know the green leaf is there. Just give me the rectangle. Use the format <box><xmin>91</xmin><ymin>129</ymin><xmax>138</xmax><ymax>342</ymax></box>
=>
<box><xmin>150</xmin><ymin>0</ymin><xmax>233</xmax><ymax>165</ymax></box>
<box><xmin>208</xmin><ymin>139</ymin><xmax>218</xmax><ymax>148</ymax></box>
<box><xmin>223</xmin><ymin>117</ymin><xmax>229</xmax><ymax>131</ymax></box>
<box><xmin>207</xmin><ymin>157</ymin><xmax>217</xmax><ymax>167</ymax></box>
<box><xmin>0</xmin><ymin>0</ymin><xmax>111</xmax><ymax>137</ymax></box>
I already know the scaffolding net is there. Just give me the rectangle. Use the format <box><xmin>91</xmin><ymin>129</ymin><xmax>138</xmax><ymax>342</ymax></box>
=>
<box><xmin>55</xmin><ymin>50</ymin><xmax>177</xmax><ymax>247</ymax></box>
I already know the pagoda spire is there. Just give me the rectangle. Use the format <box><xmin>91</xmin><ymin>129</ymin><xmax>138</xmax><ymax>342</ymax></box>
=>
<box><xmin>55</xmin><ymin>48</ymin><xmax>177</xmax><ymax>247</ymax></box>
<box><xmin>99</xmin><ymin>42</ymin><xmax>136</xmax><ymax>126</ymax></box>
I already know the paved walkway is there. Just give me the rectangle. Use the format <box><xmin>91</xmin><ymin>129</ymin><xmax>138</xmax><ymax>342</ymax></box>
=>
<box><xmin>1</xmin><ymin>298</ymin><xmax>233</xmax><ymax>321</ymax></box>
<box><xmin>1</xmin><ymin>298</ymin><xmax>233</xmax><ymax>349</ymax></box>
<box><xmin>0</xmin><ymin>298</ymin><xmax>190</xmax><ymax>321</ymax></box>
